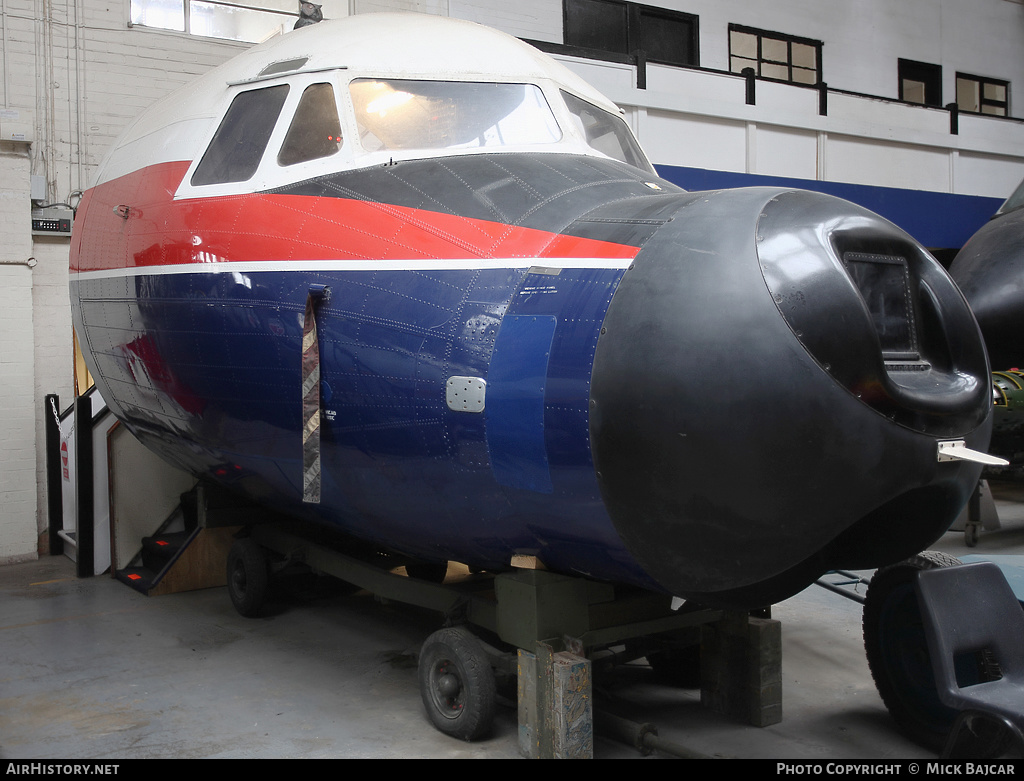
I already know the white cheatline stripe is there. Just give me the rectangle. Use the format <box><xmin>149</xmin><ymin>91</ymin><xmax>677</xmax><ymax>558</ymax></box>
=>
<box><xmin>70</xmin><ymin>257</ymin><xmax>635</xmax><ymax>281</ymax></box>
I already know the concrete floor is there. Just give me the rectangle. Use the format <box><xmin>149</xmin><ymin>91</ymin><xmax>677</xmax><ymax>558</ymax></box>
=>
<box><xmin>2</xmin><ymin>482</ymin><xmax>1023</xmax><ymax>760</ymax></box>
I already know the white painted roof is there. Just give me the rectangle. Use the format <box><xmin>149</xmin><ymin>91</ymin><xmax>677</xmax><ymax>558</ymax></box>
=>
<box><xmin>117</xmin><ymin>13</ymin><xmax>620</xmax><ymax>147</ymax></box>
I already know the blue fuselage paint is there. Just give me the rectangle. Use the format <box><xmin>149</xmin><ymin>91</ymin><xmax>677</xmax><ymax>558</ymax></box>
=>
<box><xmin>72</xmin><ymin>261</ymin><xmax>653</xmax><ymax>587</ymax></box>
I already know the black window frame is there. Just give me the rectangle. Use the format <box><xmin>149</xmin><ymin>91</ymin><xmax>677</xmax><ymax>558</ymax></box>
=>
<box><xmin>898</xmin><ymin>59</ymin><xmax>942</xmax><ymax>107</ymax></box>
<box><xmin>956</xmin><ymin>72</ymin><xmax>1010</xmax><ymax>117</ymax></box>
<box><xmin>563</xmin><ymin>0</ymin><xmax>699</xmax><ymax>69</ymax></box>
<box><xmin>728</xmin><ymin>24</ymin><xmax>822</xmax><ymax>87</ymax></box>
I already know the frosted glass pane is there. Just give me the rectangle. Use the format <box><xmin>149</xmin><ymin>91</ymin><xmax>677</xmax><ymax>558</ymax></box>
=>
<box><xmin>792</xmin><ymin>43</ymin><xmax>816</xmax><ymax>69</ymax></box>
<box><xmin>762</xmin><ymin>37</ymin><xmax>787</xmax><ymax>63</ymax></box>
<box><xmin>984</xmin><ymin>82</ymin><xmax>1006</xmax><ymax>101</ymax></box>
<box><xmin>730</xmin><ymin>31</ymin><xmax>757</xmax><ymax>59</ymax></box>
<box><xmin>903</xmin><ymin>79</ymin><xmax>926</xmax><ymax>104</ymax></box>
<box><xmin>792</xmin><ymin>67</ymin><xmax>817</xmax><ymax>85</ymax></box>
<box><xmin>240</xmin><ymin>0</ymin><xmax>294</xmax><ymax>11</ymax></box>
<box><xmin>957</xmin><ymin>78</ymin><xmax>980</xmax><ymax>112</ymax></box>
<box><xmin>131</xmin><ymin>0</ymin><xmax>185</xmax><ymax>32</ymax></box>
<box><xmin>190</xmin><ymin>1</ymin><xmax>292</xmax><ymax>42</ymax></box>
<box><xmin>731</xmin><ymin>56</ymin><xmax>757</xmax><ymax>75</ymax></box>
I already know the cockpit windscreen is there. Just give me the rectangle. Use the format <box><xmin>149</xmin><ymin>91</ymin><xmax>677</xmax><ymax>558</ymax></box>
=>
<box><xmin>350</xmin><ymin>79</ymin><xmax>561</xmax><ymax>152</ymax></box>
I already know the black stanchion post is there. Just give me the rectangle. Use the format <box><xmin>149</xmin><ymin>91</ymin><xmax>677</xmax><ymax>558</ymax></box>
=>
<box><xmin>44</xmin><ymin>394</ymin><xmax>64</xmax><ymax>556</ymax></box>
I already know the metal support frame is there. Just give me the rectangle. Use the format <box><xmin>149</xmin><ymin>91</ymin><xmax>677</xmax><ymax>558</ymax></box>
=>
<box><xmin>236</xmin><ymin>517</ymin><xmax>785</xmax><ymax>755</ymax></box>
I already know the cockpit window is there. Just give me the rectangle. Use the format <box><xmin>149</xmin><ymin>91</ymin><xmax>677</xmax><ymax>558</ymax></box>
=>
<box><xmin>561</xmin><ymin>90</ymin><xmax>654</xmax><ymax>173</ymax></box>
<box><xmin>349</xmin><ymin>79</ymin><xmax>561</xmax><ymax>152</ymax></box>
<box><xmin>278</xmin><ymin>83</ymin><xmax>343</xmax><ymax>166</ymax></box>
<box><xmin>192</xmin><ymin>84</ymin><xmax>289</xmax><ymax>186</ymax></box>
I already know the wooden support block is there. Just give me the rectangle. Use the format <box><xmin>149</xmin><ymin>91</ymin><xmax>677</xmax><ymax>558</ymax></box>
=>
<box><xmin>518</xmin><ymin>648</ymin><xmax>541</xmax><ymax>758</ymax></box>
<box><xmin>511</xmin><ymin>554</ymin><xmax>547</xmax><ymax>570</ymax></box>
<box><xmin>552</xmin><ymin>651</ymin><xmax>592</xmax><ymax>759</ymax></box>
<box><xmin>700</xmin><ymin>611</ymin><xmax>782</xmax><ymax>727</ymax></box>
<box><xmin>518</xmin><ymin>644</ymin><xmax>593</xmax><ymax>758</ymax></box>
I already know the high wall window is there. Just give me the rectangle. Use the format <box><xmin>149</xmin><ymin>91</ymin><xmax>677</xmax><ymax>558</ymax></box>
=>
<box><xmin>729</xmin><ymin>24</ymin><xmax>821</xmax><ymax>86</ymax></box>
<box><xmin>899</xmin><ymin>59</ymin><xmax>942</xmax><ymax>107</ymax></box>
<box><xmin>563</xmin><ymin>0</ymin><xmax>699</xmax><ymax>68</ymax></box>
<box><xmin>130</xmin><ymin>0</ymin><xmax>296</xmax><ymax>43</ymax></box>
<box><xmin>956</xmin><ymin>73</ymin><xmax>1010</xmax><ymax>116</ymax></box>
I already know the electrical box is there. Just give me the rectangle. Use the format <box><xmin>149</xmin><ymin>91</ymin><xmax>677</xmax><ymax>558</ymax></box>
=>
<box><xmin>0</xmin><ymin>107</ymin><xmax>34</xmax><ymax>143</ymax></box>
<box><xmin>32</xmin><ymin>206</ymin><xmax>74</xmax><ymax>236</ymax></box>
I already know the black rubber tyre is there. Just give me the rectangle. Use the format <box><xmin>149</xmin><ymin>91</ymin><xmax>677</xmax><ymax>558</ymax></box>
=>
<box><xmin>226</xmin><ymin>537</ymin><xmax>270</xmax><ymax>618</ymax></box>
<box><xmin>863</xmin><ymin>551</ymin><xmax>962</xmax><ymax>750</ymax></box>
<box><xmin>418</xmin><ymin>626</ymin><xmax>496</xmax><ymax>741</ymax></box>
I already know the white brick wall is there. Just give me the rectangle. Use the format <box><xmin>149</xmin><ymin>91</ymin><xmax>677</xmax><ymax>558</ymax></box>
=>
<box><xmin>354</xmin><ymin>0</ymin><xmax>447</xmax><ymax>15</ymax></box>
<box><xmin>32</xmin><ymin>238</ymin><xmax>74</xmax><ymax>555</ymax></box>
<box><xmin>0</xmin><ymin>143</ymin><xmax>38</xmax><ymax>563</ymax></box>
<box><xmin>450</xmin><ymin>0</ymin><xmax>561</xmax><ymax>42</ymax></box>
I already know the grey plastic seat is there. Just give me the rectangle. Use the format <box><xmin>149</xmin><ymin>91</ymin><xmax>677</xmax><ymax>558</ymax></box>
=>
<box><xmin>915</xmin><ymin>562</ymin><xmax>1024</xmax><ymax>758</ymax></box>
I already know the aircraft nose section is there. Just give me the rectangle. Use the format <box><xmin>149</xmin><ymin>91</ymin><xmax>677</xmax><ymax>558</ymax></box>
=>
<box><xmin>589</xmin><ymin>188</ymin><xmax>992</xmax><ymax>608</ymax></box>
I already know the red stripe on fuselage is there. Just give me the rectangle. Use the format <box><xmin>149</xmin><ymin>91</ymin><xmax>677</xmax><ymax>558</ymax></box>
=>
<box><xmin>71</xmin><ymin>160</ymin><xmax>640</xmax><ymax>273</ymax></box>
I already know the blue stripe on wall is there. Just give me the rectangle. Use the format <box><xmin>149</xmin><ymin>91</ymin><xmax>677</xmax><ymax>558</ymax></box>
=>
<box><xmin>655</xmin><ymin>164</ymin><xmax>1003</xmax><ymax>251</ymax></box>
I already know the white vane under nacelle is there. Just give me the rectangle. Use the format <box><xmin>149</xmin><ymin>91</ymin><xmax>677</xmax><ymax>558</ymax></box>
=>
<box><xmin>936</xmin><ymin>439</ymin><xmax>1009</xmax><ymax>466</ymax></box>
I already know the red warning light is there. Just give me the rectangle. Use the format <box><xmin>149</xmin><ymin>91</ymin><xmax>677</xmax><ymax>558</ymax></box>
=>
<box><xmin>156</xmin><ymin>540</ymin><xmax>169</xmax><ymax>546</ymax></box>
<box><xmin>127</xmin><ymin>573</ymin><xmax>142</xmax><ymax>581</ymax></box>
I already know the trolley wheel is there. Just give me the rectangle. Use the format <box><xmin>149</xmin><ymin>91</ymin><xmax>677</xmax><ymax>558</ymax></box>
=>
<box><xmin>418</xmin><ymin>626</ymin><xmax>496</xmax><ymax>741</ymax></box>
<box><xmin>226</xmin><ymin>537</ymin><xmax>270</xmax><ymax>618</ymax></box>
<box><xmin>862</xmin><ymin>551</ymin><xmax>962</xmax><ymax>750</ymax></box>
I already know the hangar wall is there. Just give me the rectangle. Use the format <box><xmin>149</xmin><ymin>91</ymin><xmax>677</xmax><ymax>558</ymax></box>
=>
<box><xmin>0</xmin><ymin>143</ymin><xmax>37</xmax><ymax>562</ymax></box>
<box><xmin>0</xmin><ymin>0</ymin><xmax>248</xmax><ymax>562</ymax></box>
<box><xmin>1</xmin><ymin>0</ymin><xmax>1023</xmax><ymax>564</ymax></box>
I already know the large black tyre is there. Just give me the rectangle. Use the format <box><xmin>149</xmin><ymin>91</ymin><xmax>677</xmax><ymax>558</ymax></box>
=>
<box><xmin>418</xmin><ymin>626</ymin><xmax>496</xmax><ymax>741</ymax></box>
<box><xmin>863</xmin><ymin>551</ymin><xmax>962</xmax><ymax>750</ymax></box>
<box><xmin>227</xmin><ymin>537</ymin><xmax>270</xmax><ymax>618</ymax></box>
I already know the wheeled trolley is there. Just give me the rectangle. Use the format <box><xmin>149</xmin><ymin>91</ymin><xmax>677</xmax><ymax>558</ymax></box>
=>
<box><xmin>224</xmin><ymin>520</ymin><xmax>780</xmax><ymax>757</ymax></box>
